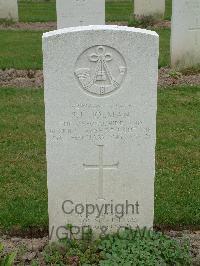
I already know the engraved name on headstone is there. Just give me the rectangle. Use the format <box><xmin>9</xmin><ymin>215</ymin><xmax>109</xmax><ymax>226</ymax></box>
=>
<box><xmin>43</xmin><ymin>25</ymin><xmax>159</xmax><ymax>241</ymax></box>
<box><xmin>56</xmin><ymin>0</ymin><xmax>105</xmax><ymax>29</ymax></box>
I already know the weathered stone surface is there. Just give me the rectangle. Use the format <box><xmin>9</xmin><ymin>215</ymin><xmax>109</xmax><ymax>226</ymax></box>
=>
<box><xmin>56</xmin><ymin>0</ymin><xmax>105</xmax><ymax>29</ymax></box>
<box><xmin>134</xmin><ymin>0</ymin><xmax>165</xmax><ymax>19</ymax></box>
<box><xmin>171</xmin><ymin>0</ymin><xmax>200</xmax><ymax>69</ymax></box>
<box><xmin>0</xmin><ymin>0</ymin><xmax>18</xmax><ymax>21</ymax></box>
<box><xmin>43</xmin><ymin>25</ymin><xmax>159</xmax><ymax>241</ymax></box>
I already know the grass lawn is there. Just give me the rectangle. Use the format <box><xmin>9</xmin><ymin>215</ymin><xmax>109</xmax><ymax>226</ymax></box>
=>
<box><xmin>165</xmin><ymin>0</ymin><xmax>172</xmax><ymax>21</ymax></box>
<box><xmin>0</xmin><ymin>89</ymin><xmax>47</xmax><ymax>230</ymax></box>
<box><xmin>156</xmin><ymin>86</ymin><xmax>200</xmax><ymax>227</ymax></box>
<box><xmin>0</xmin><ymin>86</ymin><xmax>199</xmax><ymax>231</ymax></box>
<box><xmin>18</xmin><ymin>0</ymin><xmax>172</xmax><ymax>23</ymax></box>
<box><xmin>0</xmin><ymin>30</ymin><xmax>43</xmax><ymax>70</ymax></box>
<box><xmin>106</xmin><ymin>0</ymin><xmax>133</xmax><ymax>22</ymax></box>
<box><xmin>156</xmin><ymin>28</ymin><xmax>170</xmax><ymax>68</ymax></box>
<box><xmin>0</xmin><ymin>28</ymin><xmax>170</xmax><ymax>70</ymax></box>
<box><xmin>19</xmin><ymin>0</ymin><xmax>56</xmax><ymax>23</ymax></box>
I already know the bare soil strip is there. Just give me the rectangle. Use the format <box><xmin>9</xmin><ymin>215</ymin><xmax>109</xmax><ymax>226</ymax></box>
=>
<box><xmin>0</xmin><ymin>20</ymin><xmax>170</xmax><ymax>31</ymax></box>
<box><xmin>0</xmin><ymin>230</ymin><xmax>199</xmax><ymax>265</ymax></box>
<box><xmin>0</xmin><ymin>69</ymin><xmax>43</xmax><ymax>88</ymax></box>
<box><xmin>1</xmin><ymin>67</ymin><xmax>200</xmax><ymax>89</ymax></box>
<box><xmin>158</xmin><ymin>67</ymin><xmax>200</xmax><ymax>87</ymax></box>
<box><xmin>0</xmin><ymin>22</ymin><xmax>56</xmax><ymax>31</ymax></box>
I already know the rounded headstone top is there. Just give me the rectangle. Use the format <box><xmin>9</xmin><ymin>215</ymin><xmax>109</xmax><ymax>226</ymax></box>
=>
<box><xmin>43</xmin><ymin>25</ymin><xmax>158</xmax><ymax>39</ymax></box>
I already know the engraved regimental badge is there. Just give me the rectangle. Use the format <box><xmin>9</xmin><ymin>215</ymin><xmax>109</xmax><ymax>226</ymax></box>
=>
<box><xmin>75</xmin><ymin>45</ymin><xmax>127</xmax><ymax>96</ymax></box>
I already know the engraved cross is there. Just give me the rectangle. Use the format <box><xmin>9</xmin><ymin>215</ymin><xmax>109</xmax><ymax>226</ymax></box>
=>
<box><xmin>189</xmin><ymin>18</ymin><xmax>200</xmax><ymax>45</ymax></box>
<box><xmin>83</xmin><ymin>145</ymin><xmax>119</xmax><ymax>200</ymax></box>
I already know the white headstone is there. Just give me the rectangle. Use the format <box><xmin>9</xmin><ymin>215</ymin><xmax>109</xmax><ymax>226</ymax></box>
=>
<box><xmin>43</xmin><ymin>25</ymin><xmax>159</xmax><ymax>242</ymax></box>
<box><xmin>171</xmin><ymin>0</ymin><xmax>200</xmax><ymax>69</ymax></box>
<box><xmin>56</xmin><ymin>0</ymin><xmax>105</xmax><ymax>29</ymax></box>
<box><xmin>134</xmin><ymin>0</ymin><xmax>165</xmax><ymax>19</ymax></box>
<box><xmin>0</xmin><ymin>0</ymin><xmax>18</xmax><ymax>21</ymax></box>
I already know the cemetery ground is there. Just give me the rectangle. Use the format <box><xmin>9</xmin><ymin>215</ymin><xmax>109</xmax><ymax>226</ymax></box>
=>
<box><xmin>5</xmin><ymin>0</ymin><xmax>172</xmax><ymax>24</ymax></box>
<box><xmin>0</xmin><ymin>0</ymin><xmax>200</xmax><ymax>265</ymax></box>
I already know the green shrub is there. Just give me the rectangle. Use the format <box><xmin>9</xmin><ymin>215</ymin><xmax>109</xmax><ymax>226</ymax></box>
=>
<box><xmin>43</xmin><ymin>228</ymin><xmax>191</xmax><ymax>265</ymax></box>
<box><xmin>0</xmin><ymin>19</ymin><xmax>15</xmax><ymax>27</ymax></box>
<box><xmin>0</xmin><ymin>243</ymin><xmax>16</xmax><ymax>266</ymax></box>
<box><xmin>98</xmin><ymin>228</ymin><xmax>191</xmax><ymax>265</ymax></box>
<box><xmin>128</xmin><ymin>16</ymin><xmax>157</xmax><ymax>28</ymax></box>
